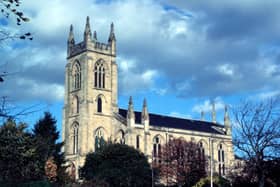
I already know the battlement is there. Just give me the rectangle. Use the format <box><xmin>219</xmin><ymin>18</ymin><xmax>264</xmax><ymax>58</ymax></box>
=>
<box><xmin>68</xmin><ymin>40</ymin><xmax>112</xmax><ymax>58</ymax></box>
<box><xmin>67</xmin><ymin>16</ymin><xmax>116</xmax><ymax>58</ymax></box>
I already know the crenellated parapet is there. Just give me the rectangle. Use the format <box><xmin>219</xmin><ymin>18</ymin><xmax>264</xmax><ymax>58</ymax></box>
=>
<box><xmin>67</xmin><ymin>16</ymin><xmax>116</xmax><ymax>59</ymax></box>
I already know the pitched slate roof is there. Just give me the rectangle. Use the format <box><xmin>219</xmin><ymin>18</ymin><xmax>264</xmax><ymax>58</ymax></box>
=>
<box><xmin>119</xmin><ymin>108</ymin><xmax>225</xmax><ymax>135</ymax></box>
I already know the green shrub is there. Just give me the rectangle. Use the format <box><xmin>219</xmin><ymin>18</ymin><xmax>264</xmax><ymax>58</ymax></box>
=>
<box><xmin>193</xmin><ymin>176</ymin><xmax>231</xmax><ymax>187</ymax></box>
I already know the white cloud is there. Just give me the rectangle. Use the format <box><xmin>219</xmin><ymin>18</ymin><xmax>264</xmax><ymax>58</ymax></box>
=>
<box><xmin>252</xmin><ymin>90</ymin><xmax>280</xmax><ymax>100</ymax></box>
<box><xmin>192</xmin><ymin>97</ymin><xmax>225</xmax><ymax>113</ymax></box>
<box><xmin>17</xmin><ymin>78</ymin><xmax>64</xmax><ymax>101</ymax></box>
<box><xmin>217</xmin><ymin>64</ymin><xmax>234</xmax><ymax>76</ymax></box>
<box><xmin>118</xmin><ymin>57</ymin><xmax>158</xmax><ymax>94</ymax></box>
<box><xmin>152</xmin><ymin>88</ymin><xmax>167</xmax><ymax>96</ymax></box>
<box><xmin>2</xmin><ymin>0</ymin><xmax>280</xmax><ymax>102</ymax></box>
<box><xmin>169</xmin><ymin>111</ymin><xmax>191</xmax><ymax>119</ymax></box>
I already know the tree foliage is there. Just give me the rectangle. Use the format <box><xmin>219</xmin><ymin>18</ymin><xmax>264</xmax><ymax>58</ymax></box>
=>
<box><xmin>0</xmin><ymin>119</ymin><xmax>37</xmax><ymax>182</ymax></box>
<box><xmin>81</xmin><ymin>143</ymin><xmax>152</xmax><ymax>187</ymax></box>
<box><xmin>0</xmin><ymin>0</ymin><xmax>32</xmax><ymax>42</ymax></box>
<box><xmin>156</xmin><ymin>138</ymin><xmax>207</xmax><ymax>187</ymax></box>
<box><xmin>193</xmin><ymin>176</ymin><xmax>230</xmax><ymax>187</ymax></box>
<box><xmin>0</xmin><ymin>112</ymin><xmax>66</xmax><ymax>184</ymax></box>
<box><xmin>233</xmin><ymin>97</ymin><xmax>280</xmax><ymax>187</ymax></box>
<box><xmin>32</xmin><ymin>112</ymin><xmax>65</xmax><ymax>182</ymax></box>
<box><xmin>230</xmin><ymin>159</ymin><xmax>280</xmax><ymax>187</ymax></box>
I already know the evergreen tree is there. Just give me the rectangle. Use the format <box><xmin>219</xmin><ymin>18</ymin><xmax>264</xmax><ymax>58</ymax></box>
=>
<box><xmin>33</xmin><ymin>112</ymin><xmax>64</xmax><ymax>181</ymax></box>
<box><xmin>81</xmin><ymin>143</ymin><xmax>152</xmax><ymax>187</ymax></box>
<box><xmin>0</xmin><ymin>119</ymin><xmax>37</xmax><ymax>182</ymax></box>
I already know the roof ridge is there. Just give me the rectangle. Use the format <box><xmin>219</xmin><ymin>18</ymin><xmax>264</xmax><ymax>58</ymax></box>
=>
<box><xmin>119</xmin><ymin>108</ymin><xmax>223</xmax><ymax>127</ymax></box>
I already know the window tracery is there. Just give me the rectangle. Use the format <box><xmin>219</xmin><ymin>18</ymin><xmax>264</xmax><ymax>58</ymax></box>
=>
<box><xmin>72</xmin><ymin>123</ymin><xmax>79</xmax><ymax>154</ymax></box>
<box><xmin>73</xmin><ymin>62</ymin><xmax>81</xmax><ymax>90</ymax></box>
<box><xmin>95</xmin><ymin>128</ymin><xmax>105</xmax><ymax>151</ymax></box>
<box><xmin>94</xmin><ymin>60</ymin><xmax>106</xmax><ymax>88</ymax></box>
<box><xmin>153</xmin><ymin>136</ymin><xmax>162</xmax><ymax>164</ymax></box>
<box><xmin>218</xmin><ymin>144</ymin><xmax>225</xmax><ymax>175</ymax></box>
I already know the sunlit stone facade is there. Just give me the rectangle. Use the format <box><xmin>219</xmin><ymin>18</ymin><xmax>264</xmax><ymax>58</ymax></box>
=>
<box><xmin>62</xmin><ymin>17</ymin><xmax>234</xmax><ymax>179</ymax></box>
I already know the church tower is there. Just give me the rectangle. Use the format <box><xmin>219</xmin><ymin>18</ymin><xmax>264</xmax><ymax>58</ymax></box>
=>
<box><xmin>62</xmin><ymin>17</ymin><xmax>235</xmax><ymax>180</ymax></box>
<box><xmin>62</xmin><ymin>17</ymin><xmax>118</xmax><ymax>172</ymax></box>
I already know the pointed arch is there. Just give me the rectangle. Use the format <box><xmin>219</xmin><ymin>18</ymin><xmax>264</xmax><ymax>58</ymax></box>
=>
<box><xmin>153</xmin><ymin>135</ymin><xmax>164</xmax><ymax>164</ymax></box>
<box><xmin>72</xmin><ymin>61</ymin><xmax>81</xmax><ymax>90</ymax></box>
<box><xmin>94</xmin><ymin>59</ymin><xmax>108</xmax><ymax>89</ymax></box>
<box><xmin>72</xmin><ymin>122</ymin><xmax>79</xmax><ymax>154</ymax></box>
<box><xmin>94</xmin><ymin>127</ymin><xmax>107</xmax><ymax>151</ymax></box>
<box><xmin>72</xmin><ymin>95</ymin><xmax>79</xmax><ymax>114</ymax></box>
<box><xmin>96</xmin><ymin>94</ymin><xmax>106</xmax><ymax>113</ymax></box>
<box><xmin>217</xmin><ymin>143</ymin><xmax>226</xmax><ymax>176</ymax></box>
<box><xmin>197</xmin><ymin>140</ymin><xmax>206</xmax><ymax>161</ymax></box>
<box><xmin>97</xmin><ymin>97</ymin><xmax>102</xmax><ymax>113</ymax></box>
<box><xmin>198</xmin><ymin>139</ymin><xmax>208</xmax><ymax>155</ymax></box>
<box><xmin>116</xmin><ymin>129</ymin><xmax>125</xmax><ymax>144</ymax></box>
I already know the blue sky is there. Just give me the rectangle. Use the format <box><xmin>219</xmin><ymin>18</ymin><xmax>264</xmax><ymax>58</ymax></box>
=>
<box><xmin>1</xmin><ymin>0</ymin><xmax>280</xmax><ymax>135</ymax></box>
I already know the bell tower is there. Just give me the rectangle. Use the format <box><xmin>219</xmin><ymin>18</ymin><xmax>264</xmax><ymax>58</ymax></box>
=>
<box><xmin>62</xmin><ymin>17</ymin><xmax>118</xmax><ymax>171</ymax></box>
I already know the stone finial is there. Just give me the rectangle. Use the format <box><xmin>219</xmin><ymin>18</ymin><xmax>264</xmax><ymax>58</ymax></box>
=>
<box><xmin>224</xmin><ymin>105</ymin><xmax>231</xmax><ymax>135</ymax></box>
<box><xmin>127</xmin><ymin>96</ymin><xmax>135</xmax><ymax>119</ymax></box>
<box><xmin>67</xmin><ymin>24</ymin><xmax>75</xmax><ymax>56</ymax></box>
<box><xmin>84</xmin><ymin>16</ymin><xmax>92</xmax><ymax>41</ymax></box>
<box><xmin>212</xmin><ymin>102</ymin><xmax>216</xmax><ymax>123</ymax></box>
<box><xmin>224</xmin><ymin>105</ymin><xmax>229</xmax><ymax>119</ymax></box>
<box><xmin>68</xmin><ymin>24</ymin><xmax>75</xmax><ymax>44</ymax></box>
<box><xmin>93</xmin><ymin>30</ymin><xmax>97</xmax><ymax>40</ymax></box>
<box><xmin>201</xmin><ymin>110</ymin><xmax>205</xmax><ymax>121</ymax></box>
<box><xmin>142</xmin><ymin>98</ymin><xmax>149</xmax><ymax>121</ymax></box>
<box><xmin>108</xmin><ymin>22</ymin><xmax>116</xmax><ymax>43</ymax></box>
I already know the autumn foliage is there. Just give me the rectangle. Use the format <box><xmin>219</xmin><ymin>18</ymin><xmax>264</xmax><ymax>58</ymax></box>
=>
<box><xmin>154</xmin><ymin>138</ymin><xmax>207</xmax><ymax>187</ymax></box>
<box><xmin>45</xmin><ymin>157</ymin><xmax>57</xmax><ymax>182</ymax></box>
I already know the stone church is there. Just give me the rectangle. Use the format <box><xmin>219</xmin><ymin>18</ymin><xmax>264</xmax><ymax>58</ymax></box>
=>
<box><xmin>62</xmin><ymin>17</ymin><xmax>234</xmax><ymax>179</ymax></box>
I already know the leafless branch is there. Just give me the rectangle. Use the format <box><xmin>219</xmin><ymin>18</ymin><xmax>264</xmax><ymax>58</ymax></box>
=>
<box><xmin>232</xmin><ymin>96</ymin><xmax>280</xmax><ymax>187</ymax></box>
<box><xmin>0</xmin><ymin>96</ymin><xmax>46</xmax><ymax>122</ymax></box>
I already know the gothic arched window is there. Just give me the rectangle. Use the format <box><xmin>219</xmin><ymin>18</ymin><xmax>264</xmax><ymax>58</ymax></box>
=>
<box><xmin>198</xmin><ymin>141</ymin><xmax>205</xmax><ymax>160</ymax></box>
<box><xmin>153</xmin><ymin>136</ymin><xmax>162</xmax><ymax>164</ymax></box>
<box><xmin>118</xmin><ymin>130</ymin><xmax>125</xmax><ymax>144</ymax></box>
<box><xmin>95</xmin><ymin>128</ymin><xmax>105</xmax><ymax>151</ymax></box>
<box><xmin>218</xmin><ymin>144</ymin><xmax>225</xmax><ymax>175</ymax></box>
<box><xmin>94</xmin><ymin>60</ymin><xmax>106</xmax><ymax>89</ymax></box>
<box><xmin>72</xmin><ymin>123</ymin><xmax>79</xmax><ymax>154</ymax></box>
<box><xmin>72</xmin><ymin>95</ymin><xmax>79</xmax><ymax>114</ymax></box>
<box><xmin>97</xmin><ymin>97</ymin><xmax>102</xmax><ymax>113</ymax></box>
<box><xmin>73</xmin><ymin>62</ymin><xmax>81</xmax><ymax>90</ymax></box>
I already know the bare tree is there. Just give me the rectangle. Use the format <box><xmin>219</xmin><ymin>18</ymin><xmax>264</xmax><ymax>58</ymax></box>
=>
<box><xmin>0</xmin><ymin>0</ymin><xmax>32</xmax><ymax>83</ymax></box>
<box><xmin>0</xmin><ymin>0</ymin><xmax>32</xmax><ymax>41</ymax></box>
<box><xmin>0</xmin><ymin>96</ymin><xmax>44</xmax><ymax>122</ymax></box>
<box><xmin>154</xmin><ymin>138</ymin><xmax>207</xmax><ymax>187</ymax></box>
<box><xmin>233</xmin><ymin>97</ymin><xmax>280</xmax><ymax>187</ymax></box>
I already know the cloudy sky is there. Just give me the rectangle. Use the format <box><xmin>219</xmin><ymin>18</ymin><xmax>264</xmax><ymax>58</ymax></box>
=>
<box><xmin>1</xmin><ymin>0</ymin><xmax>280</xmax><ymax>127</ymax></box>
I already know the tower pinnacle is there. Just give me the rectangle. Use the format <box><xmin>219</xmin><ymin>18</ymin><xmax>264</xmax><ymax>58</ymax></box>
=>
<box><xmin>201</xmin><ymin>110</ymin><xmax>205</xmax><ymax>121</ymax></box>
<box><xmin>84</xmin><ymin>16</ymin><xmax>92</xmax><ymax>42</ymax></box>
<box><xmin>108</xmin><ymin>22</ymin><xmax>116</xmax><ymax>42</ymax></box>
<box><xmin>127</xmin><ymin>96</ymin><xmax>135</xmax><ymax>119</ymax></box>
<box><xmin>212</xmin><ymin>102</ymin><xmax>216</xmax><ymax>123</ymax></box>
<box><xmin>142</xmin><ymin>98</ymin><xmax>149</xmax><ymax>121</ymax></box>
<box><xmin>93</xmin><ymin>30</ymin><xmax>97</xmax><ymax>40</ymax></box>
<box><xmin>68</xmin><ymin>24</ymin><xmax>75</xmax><ymax>43</ymax></box>
<box><xmin>224</xmin><ymin>105</ymin><xmax>231</xmax><ymax>135</ymax></box>
<box><xmin>67</xmin><ymin>24</ymin><xmax>75</xmax><ymax>56</ymax></box>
